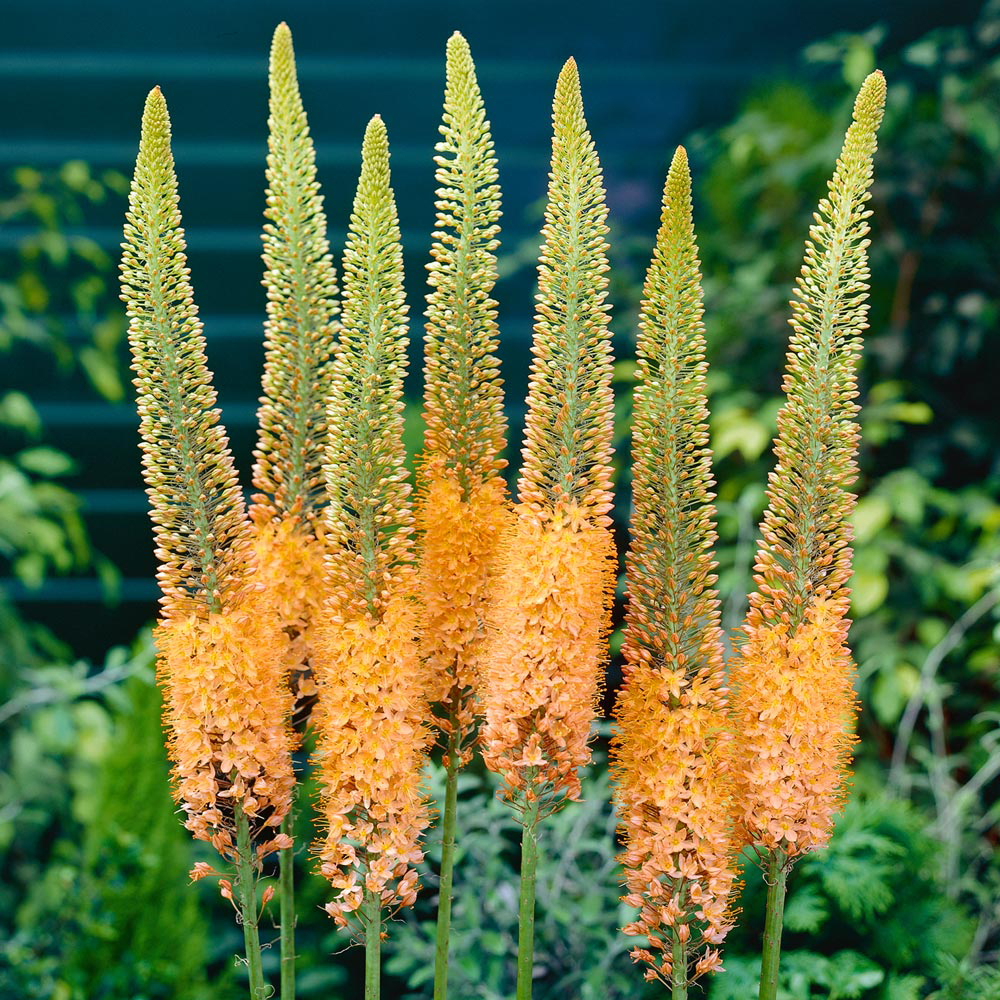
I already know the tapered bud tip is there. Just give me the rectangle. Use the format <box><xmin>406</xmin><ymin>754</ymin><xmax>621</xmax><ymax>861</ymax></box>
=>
<box><xmin>854</xmin><ymin>69</ymin><xmax>887</xmax><ymax>126</ymax></box>
<box><xmin>554</xmin><ymin>57</ymin><xmax>583</xmax><ymax>120</ymax></box>
<box><xmin>447</xmin><ymin>29</ymin><xmax>469</xmax><ymax>53</ymax></box>
<box><xmin>271</xmin><ymin>21</ymin><xmax>293</xmax><ymax>61</ymax></box>
<box><xmin>669</xmin><ymin>144</ymin><xmax>689</xmax><ymax>174</ymax></box>
<box><xmin>142</xmin><ymin>86</ymin><xmax>170</xmax><ymax>134</ymax></box>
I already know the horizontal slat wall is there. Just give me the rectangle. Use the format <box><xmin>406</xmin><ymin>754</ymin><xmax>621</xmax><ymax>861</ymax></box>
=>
<box><xmin>2</xmin><ymin>0</ymin><xmax>977</xmax><ymax>657</ymax></box>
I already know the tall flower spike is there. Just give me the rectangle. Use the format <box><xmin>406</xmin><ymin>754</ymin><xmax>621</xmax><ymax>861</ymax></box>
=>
<box><xmin>121</xmin><ymin>92</ymin><xmax>296</xmax><ymax>991</ymax></box>
<box><xmin>611</xmin><ymin>147</ymin><xmax>739</xmax><ymax>990</ymax></box>
<box><xmin>480</xmin><ymin>57</ymin><xmax>616</xmax><ymax>814</ymax></box>
<box><xmin>312</xmin><ymin>116</ymin><xmax>432</xmax><ymax>946</ymax></box>
<box><xmin>729</xmin><ymin>71</ymin><xmax>886</xmax><ymax>1000</ymax></box>
<box><xmin>121</xmin><ymin>86</ymin><xmax>251</xmax><ymax>618</ymax></box>
<box><xmin>419</xmin><ymin>30</ymin><xmax>509</xmax><ymax>758</ymax></box>
<box><xmin>417</xmin><ymin>33</ymin><xmax>511</xmax><ymax>1000</ymax></box>
<box><xmin>251</xmin><ymin>22</ymin><xmax>339</xmax><ymax>716</ymax></box>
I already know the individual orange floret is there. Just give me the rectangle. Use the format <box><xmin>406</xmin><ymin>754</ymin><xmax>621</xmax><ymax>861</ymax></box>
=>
<box><xmin>249</xmin><ymin>510</ymin><xmax>330</xmax><ymax>711</ymax></box>
<box><xmin>479</xmin><ymin>503</ymin><xmax>616</xmax><ymax>810</ymax></box>
<box><xmin>154</xmin><ymin>602</ymin><xmax>297</xmax><ymax>862</ymax></box>
<box><xmin>416</xmin><ymin>463</ymin><xmax>511</xmax><ymax>763</ymax></box>
<box><xmin>310</xmin><ymin>590</ymin><xmax>434</xmax><ymax>929</ymax></box>
<box><xmin>613</xmin><ymin>664</ymin><xmax>739</xmax><ymax>986</ymax></box>
<box><xmin>729</xmin><ymin>598</ymin><xmax>858</xmax><ymax>856</ymax></box>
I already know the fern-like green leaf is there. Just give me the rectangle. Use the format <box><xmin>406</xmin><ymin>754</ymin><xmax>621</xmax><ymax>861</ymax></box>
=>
<box><xmin>120</xmin><ymin>87</ymin><xmax>249</xmax><ymax>615</ymax></box>
<box><xmin>518</xmin><ymin>57</ymin><xmax>614</xmax><ymax>525</ymax></box>
<box><xmin>253</xmin><ymin>22</ymin><xmax>339</xmax><ymax>525</ymax></box>
<box><xmin>324</xmin><ymin>115</ymin><xmax>412</xmax><ymax>615</ymax></box>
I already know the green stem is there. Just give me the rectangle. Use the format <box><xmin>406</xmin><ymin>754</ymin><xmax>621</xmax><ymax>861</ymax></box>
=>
<box><xmin>516</xmin><ymin>795</ymin><xmax>540</xmax><ymax>1000</ymax></box>
<box><xmin>671</xmin><ymin>929</ymin><xmax>687</xmax><ymax>1000</ymax></box>
<box><xmin>279</xmin><ymin>810</ymin><xmax>295</xmax><ymax>1000</ymax></box>
<box><xmin>759</xmin><ymin>849</ymin><xmax>788</xmax><ymax>1000</ymax></box>
<box><xmin>364</xmin><ymin>889</ymin><xmax>382</xmax><ymax>1000</ymax></box>
<box><xmin>433</xmin><ymin>736</ymin><xmax>461</xmax><ymax>1000</ymax></box>
<box><xmin>235</xmin><ymin>808</ymin><xmax>267</xmax><ymax>1000</ymax></box>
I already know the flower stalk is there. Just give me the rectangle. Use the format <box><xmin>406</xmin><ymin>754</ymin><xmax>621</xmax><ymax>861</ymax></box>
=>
<box><xmin>479</xmin><ymin>58</ymin><xmax>616</xmax><ymax>1000</ymax></box>
<box><xmin>418</xmin><ymin>31</ymin><xmax>508</xmax><ymax>1000</ymax></box>
<box><xmin>727</xmin><ymin>70</ymin><xmax>887</xmax><ymax>996</ymax></box>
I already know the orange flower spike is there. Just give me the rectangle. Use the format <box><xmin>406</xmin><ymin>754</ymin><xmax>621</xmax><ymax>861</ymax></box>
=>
<box><xmin>418</xmin><ymin>31</ymin><xmax>510</xmax><ymax>757</ymax></box>
<box><xmin>121</xmin><ymin>86</ymin><xmax>296</xmax><ymax>869</ymax></box>
<box><xmin>250</xmin><ymin>24</ymin><xmax>339</xmax><ymax>714</ymax></box>
<box><xmin>730</xmin><ymin>72</ymin><xmax>886</xmax><ymax>1000</ymax></box>
<box><xmin>610</xmin><ymin>147</ymin><xmax>739</xmax><ymax>989</ymax></box>
<box><xmin>311</xmin><ymin>115</ymin><xmax>432</xmax><ymax>937</ymax></box>
<box><xmin>730</xmin><ymin>601</ymin><xmax>858</xmax><ymax>856</ymax></box>
<box><xmin>479</xmin><ymin>58</ymin><xmax>617</xmax><ymax>816</ymax></box>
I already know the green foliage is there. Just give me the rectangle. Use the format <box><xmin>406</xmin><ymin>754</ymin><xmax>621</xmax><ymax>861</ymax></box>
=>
<box><xmin>709</xmin><ymin>796</ymin><xmax>975</xmax><ymax>999</ymax></box>
<box><xmin>386</xmin><ymin>745</ymin><xmax>656</xmax><ymax>1000</ymax></box>
<box><xmin>0</xmin><ymin>641</ymin><xmax>215</xmax><ymax>999</ymax></box>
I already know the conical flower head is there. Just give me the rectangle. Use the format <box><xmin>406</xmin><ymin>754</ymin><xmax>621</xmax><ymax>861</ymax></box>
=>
<box><xmin>120</xmin><ymin>86</ymin><xmax>250</xmax><ymax>617</ymax></box>
<box><xmin>253</xmin><ymin>21</ymin><xmax>339</xmax><ymax>527</ymax></box>
<box><xmin>748</xmin><ymin>70</ymin><xmax>886</xmax><ymax>632</ymax></box>
<box><xmin>611</xmin><ymin>148</ymin><xmax>738</xmax><ymax>986</ymax></box>
<box><xmin>733</xmin><ymin>72</ymin><xmax>886</xmax><ymax>860</ymax></box>
<box><xmin>121</xmin><ymin>88</ymin><xmax>296</xmax><ymax>864</ymax></box>
<box><xmin>251</xmin><ymin>22</ymin><xmax>339</xmax><ymax>715</ymax></box>
<box><xmin>418</xmin><ymin>31</ymin><xmax>510</xmax><ymax>758</ymax></box>
<box><xmin>323</xmin><ymin>114</ymin><xmax>414</xmax><ymax>618</ymax></box>
<box><xmin>480</xmin><ymin>60</ymin><xmax>616</xmax><ymax>814</ymax></box>
<box><xmin>312</xmin><ymin>115</ymin><xmax>431</xmax><ymax>930</ymax></box>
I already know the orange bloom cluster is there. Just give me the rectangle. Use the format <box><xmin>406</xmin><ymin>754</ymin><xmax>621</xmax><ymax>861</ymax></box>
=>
<box><xmin>614</xmin><ymin>666</ymin><xmax>737</xmax><ymax>983</ymax></box>
<box><xmin>417</xmin><ymin>465</ymin><xmax>510</xmax><ymax>762</ymax></box>
<box><xmin>729</xmin><ymin>599</ymin><xmax>858</xmax><ymax>856</ymax></box>
<box><xmin>154</xmin><ymin>601</ymin><xmax>297</xmax><ymax>861</ymax></box>
<box><xmin>479</xmin><ymin>505</ymin><xmax>615</xmax><ymax>810</ymax></box>
<box><xmin>249</xmin><ymin>511</ymin><xmax>329</xmax><ymax>709</ymax></box>
<box><xmin>311</xmin><ymin>591</ymin><xmax>433</xmax><ymax>928</ymax></box>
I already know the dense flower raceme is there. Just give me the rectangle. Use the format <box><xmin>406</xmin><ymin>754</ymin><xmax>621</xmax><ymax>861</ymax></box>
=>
<box><xmin>418</xmin><ymin>31</ymin><xmax>509</xmax><ymax>758</ymax></box>
<box><xmin>121</xmin><ymin>86</ymin><xmax>296</xmax><ymax>872</ymax></box>
<box><xmin>311</xmin><ymin>114</ymin><xmax>431</xmax><ymax>931</ymax></box>
<box><xmin>611</xmin><ymin>147</ymin><xmax>739</xmax><ymax>987</ymax></box>
<box><xmin>250</xmin><ymin>23</ymin><xmax>339</xmax><ymax>715</ymax></box>
<box><xmin>155</xmin><ymin>602</ymin><xmax>297</xmax><ymax>862</ymax></box>
<box><xmin>730</xmin><ymin>600</ymin><xmax>858</xmax><ymax>855</ymax></box>
<box><xmin>417</xmin><ymin>466</ymin><xmax>510</xmax><ymax>762</ymax></box>
<box><xmin>480</xmin><ymin>505</ymin><xmax>615</xmax><ymax>809</ymax></box>
<box><xmin>248</xmin><ymin>511</ymin><xmax>330</xmax><ymax>708</ymax></box>
<box><xmin>311</xmin><ymin>592</ymin><xmax>433</xmax><ymax>927</ymax></box>
<box><xmin>615</xmin><ymin>676</ymin><xmax>736</xmax><ymax>983</ymax></box>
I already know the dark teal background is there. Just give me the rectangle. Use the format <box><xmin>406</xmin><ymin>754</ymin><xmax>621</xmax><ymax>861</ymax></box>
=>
<box><xmin>2</xmin><ymin>0</ymin><xmax>980</xmax><ymax>654</ymax></box>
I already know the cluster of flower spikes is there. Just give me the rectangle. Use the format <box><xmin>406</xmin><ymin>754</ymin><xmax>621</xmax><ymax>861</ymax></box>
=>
<box><xmin>731</xmin><ymin>71</ymin><xmax>887</xmax><ymax>860</ymax></box>
<box><xmin>479</xmin><ymin>58</ymin><xmax>616</xmax><ymax>815</ymax></box>
<box><xmin>311</xmin><ymin>115</ymin><xmax>433</xmax><ymax>930</ymax></box>
<box><xmin>417</xmin><ymin>31</ymin><xmax>511</xmax><ymax>765</ymax></box>
<box><xmin>249</xmin><ymin>22</ymin><xmax>339</xmax><ymax>719</ymax></box>
<box><xmin>120</xmin><ymin>86</ymin><xmax>295</xmax><ymax>866</ymax></box>
<box><xmin>611</xmin><ymin>147</ymin><xmax>739</xmax><ymax>987</ymax></box>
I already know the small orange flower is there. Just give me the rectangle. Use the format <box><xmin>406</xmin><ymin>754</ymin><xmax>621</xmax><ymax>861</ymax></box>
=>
<box><xmin>311</xmin><ymin>591</ymin><xmax>433</xmax><ymax>928</ymax></box>
<box><xmin>479</xmin><ymin>504</ymin><xmax>615</xmax><ymax>810</ymax></box>
<box><xmin>155</xmin><ymin>602</ymin><xmax>297</xmax><ymax>862</ymax></box>
<box><xmin>416</xmin><ymin>465</ymin><xmax>510</xmax><ymax>762</ymax></box>
<box><xmin>729</xmin><ymin>599</ymin><xmax>858</xmax><ymax>856</ymax></box>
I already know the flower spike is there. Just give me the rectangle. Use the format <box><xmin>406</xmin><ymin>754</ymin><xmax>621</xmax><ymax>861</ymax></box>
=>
<box><xmin>611</xmin><ymin>146</ymin><xmax>739</xmax><ymax>990</ymax></box>
<box><xmin>121</xmin><ymin>86</ymin><xmax>251</xmax><ymax>618</ymax></box>
<box><xmin>729</xmin><ymin>70</ymin><xmax>886</xmax><ymax>1000</ymax></box>
<box><xmin>120</xmin><ymin>91</ymin><xmax>296</xmax><ymax>988</ymax></box>
<box><xmin>250</xmin><ymin>22</ymin><xmax>339</xmax><ymax>719</ymax></box>
<box><xmin>419</xmin><ymin>30</ymin><xmax>510</xmax><ymax>756</ymax></box>
<box><xmin>480</xmin><ymin>57</ymin><xmax>616</xmax><ymax>814</ymax></box>
<box><xmin>312</xmin><ymin>115</ymin><xmax>432</xmax><ymax>941</ymax></box>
